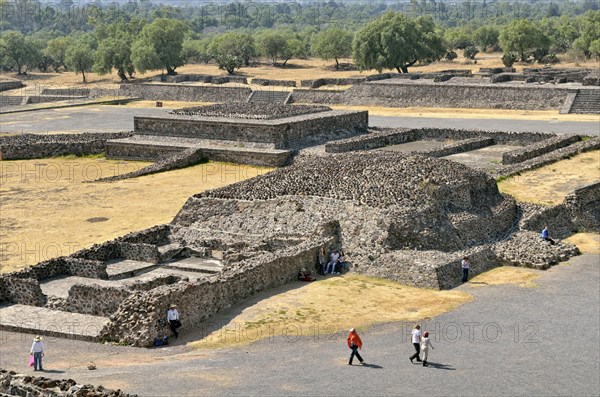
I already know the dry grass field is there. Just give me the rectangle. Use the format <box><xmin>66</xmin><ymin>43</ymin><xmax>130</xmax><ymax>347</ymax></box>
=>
<box><xmin>497</xmin><ymin>150</ymin><xmax>600</xmax><ymax>206</ymax></box>
<box><xmin>564</xmin><ymin>233</ymin><xmax>600</xmax><ymax>254</ymax></box>
<box><xmin>469</xmin><ymin>267</ymin><xmax>540</xmax><ymax>288</ymax></box>
<box><xmin>189</xmin><ymin>274</ymin><xmax>472</xmax><ymax>349</ymax></box>
<box><xmin>5</xmin><ymin>53</ymin><xmax>598</xmax><ymax>90</ymax></box>
<box><xmin>0</xmin><ymin>158</ymin><xmax>272</xmax><ymax>273</ymax></box>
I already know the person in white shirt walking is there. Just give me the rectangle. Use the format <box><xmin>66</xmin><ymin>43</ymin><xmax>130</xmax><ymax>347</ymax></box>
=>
<box><xmin>409</xmin><ymin>324</ymin><xmax>422</xmax><ymax>363</ymax></box>
<box><xmin>420</xmin><ymin>331</ymin><xmax>434</xmax><ymax>367</ymax></box>
<box><xmin>461</xmin><ymin>256</ymin><xmax>471</xmax><ymax>283</ymax></box>
<box><xmin>167</xmin><ymin>304</ymin><xmax>182</xmax><ymax>338</ymax></box>
<box><xmin>30</xmin><ymin>336</ymin><xmax>44</xmax><ymax>371</ymax></box>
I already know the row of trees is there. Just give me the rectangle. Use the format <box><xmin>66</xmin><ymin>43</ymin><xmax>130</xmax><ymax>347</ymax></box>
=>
<box><xmin>1</xmin><ymin>10</ymin><xmax>599</xmax><ymax>82</ymax></box>
<box><xmin>2</xmin><ymin>0</ymin><xmax>599</xmax><ymax>36</ymax></box>
<box><xmin>443</xmin><ymin>10</ymin><xmax>600</xmax><ymax>65</ymax></box>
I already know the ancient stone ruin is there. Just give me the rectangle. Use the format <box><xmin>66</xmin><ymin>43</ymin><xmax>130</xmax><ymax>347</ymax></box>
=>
<box><xmin>0</xmin><ymin>102</ymin><xmax>598</xmax><ymax>347</ymax></box>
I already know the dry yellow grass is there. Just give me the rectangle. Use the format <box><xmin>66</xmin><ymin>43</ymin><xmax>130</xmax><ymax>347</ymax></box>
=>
<box><xmin>328</xmin><ymin>105</ymin><xmax>600</xmax><ymax>122</ymax></box>
<box><xmin>497</xmin><ymin>150</ymin><xmax>600</xmax><ymax>206</ymax></box>
<box><xmin>564</xmin><ymin>233</ymin><xmax>600</xmax><ymax>255</ymax></box>
<box><xmin>469</xmin><ymin>267</ymin><xmax>540</xmax><ymax>288</ymax></box>
<box><xmin>0</xmin><ymin>158</ymin><xmax>273</xmax><ymax>273</ymax></box>
<box><xmin>5</xmin><ymin>53</ymin><xmax>598</xmax><ymax>89</ymax></box>
<box><xmin>189</xmin><ymin>274</ymin><xmax>471</xmax><ymax>349</ymax></box>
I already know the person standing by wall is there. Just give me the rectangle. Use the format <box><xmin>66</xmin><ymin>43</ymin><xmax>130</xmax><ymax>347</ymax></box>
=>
<box><xmin>420</xmin><ymin>331</ymin><xmax>434</xmax><ymax>367</ymax></box>
<box><xmin>30</xmin><ymin>336</ymin><xmax>44</xmax><ymax>371</ymax></box>
<box><xmin>461</xmin><ymin>256</ymin><xmax>471</xmax><ymax>283</ymax></box>
<box><xmin>409</xmin><ymin>324</ymin><xmax>422</xmax><ymax>363</ymax></box>
<box><xmin>317</xmin><ymin>246</ymin><xmax>327</xmax><ymax>275</ymax></box>
<box><xmin>347</xmin><ymin>328</ymin><xmax>365</xmax><ymax>365</ymax></box>
<box><xmin>167</xmin><ymin>304</ymin><xmax>182</xmax><ymax>339</ymax></box>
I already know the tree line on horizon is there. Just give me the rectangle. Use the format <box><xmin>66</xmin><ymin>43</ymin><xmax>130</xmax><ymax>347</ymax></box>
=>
<box><xmin>0</xmin><ymin>0</ymin><xmax>599</xmax><ymax>82</ymax></box>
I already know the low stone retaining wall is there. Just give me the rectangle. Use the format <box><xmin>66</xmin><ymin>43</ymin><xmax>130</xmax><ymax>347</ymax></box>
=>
<box><xmin>0</xmin><ymin>132</ymin><xmax>132</xmax><ymax>160</ymax></box>
<box><xmin>495</xmin><ymin>137</ymin><xmax>600</xmax><ymax>179</ymax></box>
<box><xmin>290</xmin><ymin>88</ymin><xmax>346</xmax><ymax>104</ymax></box>
<box><xmin>325</xmin><ymin>128</ymin><xmax>553</xmax><ymax>154</ymax></box>
<box><xmin>252</xmin><ymin>78</ymin><xmax>295</xmax><ymax>87</ymax></box>
<box><xmin>418</xmin><ymin>137</ymin><xmax>495</xmax><ymax>157</ymax></box>
<box><xmin>119</xmin><ymin>83</ymin><xmax>251</xmax><ymax>102</ymax></box>
<box><xmin>325</xmin><ymin>128</ymin><xmax>415</xmax><ymax>153</ymax></box>
<box><xmin>0</xmin><ymin>80</ymin><xmax>24</xmax><ymax>91</ymax></box>
<box><xmin>96</xmin><ymin>147</ymin><xmax>207</xmax><ymax>182</ymax></box>
<box><xmin>502</xmin><ymin>135</ymin><xmax>581</xmax><ymax>164</ymax></box>
<box><xmin>155</xmin><ymin>74</ymin><xmax>248</xmax><ymax>85</ymax></box>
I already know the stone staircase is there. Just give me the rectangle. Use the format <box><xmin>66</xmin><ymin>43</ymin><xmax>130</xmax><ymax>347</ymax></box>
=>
<box><xmin>568</xmin><ymin>90</ymin><xmax>600</xmax><ymax>114</ymax></box>
<box><xmin>247</xmin><ymin>90</ymin><xmax>291</xmax><ymax>104</ymax></box>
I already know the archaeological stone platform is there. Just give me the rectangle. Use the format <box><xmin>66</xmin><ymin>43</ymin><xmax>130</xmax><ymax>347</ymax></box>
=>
<box><xmin>105</xmin><ymin>105</ymin><xmax>367</xmax><ymax>166</ymax></box>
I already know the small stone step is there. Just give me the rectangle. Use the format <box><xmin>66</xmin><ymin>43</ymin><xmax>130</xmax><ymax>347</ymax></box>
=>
<box><xmin>105</xmin><ymin>259</ymin><xmax>159</xmax><ymax>280</ymax></box>
<box><xmin>158</xmin><ymin>243</ymin><xmax>183</xmax><ymax>262</ymax></box>
<box><xmin>0</xmin><ymin>304</ymin><xmax>109</xmax><ymax>341</ymax></box>
<box><xmin>165</xmin><ymin>257</ymin><xmax>224</xmax><ymax>274</ymax></box>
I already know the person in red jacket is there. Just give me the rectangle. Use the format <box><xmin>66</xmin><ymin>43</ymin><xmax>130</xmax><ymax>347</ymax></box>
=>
<box><xmin>347</xmin><ymin>328</ymin><xmax>366</xmax><ymax>365</ymax></box>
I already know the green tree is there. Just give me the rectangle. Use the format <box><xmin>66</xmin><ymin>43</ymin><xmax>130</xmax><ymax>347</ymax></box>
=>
<box><xmin>131</xmin><ymin>18</ymin><xmax>188</xmax><ymax>75</ymax></box>
<box><xmin>463</xmin><ymin>46</ymin><xmax>479</xmax><ymax>60</ymax></box>
<box><xmin>256</xmin><ymin>30</ymin><xmax>288</xmax><ymax>65</ymax></box>
<box><xmin>312</xmin><ymin>27</ymin><xmax>353</xmax><ymax>69</ymax></box>
<box><xmin>444</xmin><ymin>27</ymin><xmax>473</xmax><ymax>50</ymax></box>
<box><xmin>0</xmin><ymin>31</ymin><xmax>39</xmax><ymax>74</ymax></box>
<box><xmin>499</xmin><ymin>19</ymin><xmax>550</xmax><ymax>62</ymax></box>
<box><xmin>45</xmin><ymin>36</ymin><xmax>73</xmax><ymax>71</ymax></box>
<box><xmin>95</xmin><ymin>36</ymin><xmax>134</xmax><ymax>81</ymax></box>
<box><xmin>473</xmin><ymin>26</ymin><xmax>499</xmax><ymax>51</ymax></box>
<box><xmin>352</xmin><ymin>13</ymin><xmax>445</xmax><ymax>73</ymax></box>
<box><xmin>589</xmin><ymin>39</ymin><xmax>600</xmax><ymax>59</ymax></box>
<box><xmin>573</xmin><ymin>10</ymin><xmax>600</xmax><ymax>58</ymax></box>
<box><xmin>182</xmin><ymin>37</ymin><xmax>214</xmax><ymax>64</ymax></box>
<box><xmin>65</xmin><ymin>38</ymin><xmax>95</xmax><ymax>83</ymax></box>
<box><xmin>209</xmin><ymin>32</ymin><xmax>256</xmax><ymax>74</ymax></box>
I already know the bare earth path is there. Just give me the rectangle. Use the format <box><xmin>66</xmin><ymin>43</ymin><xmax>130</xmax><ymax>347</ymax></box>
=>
<box><xmin>1</xmin><ymin>106</ymin><xmax>599</xmax><ymax>135</ymax></box>
<box><xmin>0</xmin><ymin>254</ymin><xmax>598</xmax><ymax>396</ymax></box>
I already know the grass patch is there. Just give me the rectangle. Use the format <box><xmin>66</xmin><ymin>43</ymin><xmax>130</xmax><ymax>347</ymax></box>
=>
<box><xmin>497</xmin><ymin>151</ymin><xmax>600</xmax><ymax>206</ymax></box>
<box><xmin>56</xmin><ymin>153</ymin><xmax>106</xmax><ymax>159</ymax></box>
<box><xmin>188</xmin><ymin>274</ymin><xmax>471</xmax><ymax>350</ymax></box>
<box><xmin>469</xmin><ymin>267</ymin><xmax>540</xmax><ymax>288</ymax></box>
<box><xmin>564</xmin><ymin>233</ymin><xmax>600</xmax><ymax>255</ymax></box>
<box><xmin>0</xmin><ymin>158</ymin><xmax>273</xmax><ymax>273</ymax></box>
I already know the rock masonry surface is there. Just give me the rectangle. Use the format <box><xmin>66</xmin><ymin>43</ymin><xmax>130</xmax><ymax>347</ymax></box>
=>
<box><xmin>169</xmin><ymin>103</ymin><xmax>331</xmax><ymax>120</ymax></box>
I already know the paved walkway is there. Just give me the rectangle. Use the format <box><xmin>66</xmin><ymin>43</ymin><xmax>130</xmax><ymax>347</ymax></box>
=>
<box><xmin>0</xmin><ymin>254</ymin><xmax>597</xmax><ymax>395</ymax></box>
<box><xmin>1</xmin><ymin>106</ymin><xmax>598</xmax><ymax>135</ymax></box>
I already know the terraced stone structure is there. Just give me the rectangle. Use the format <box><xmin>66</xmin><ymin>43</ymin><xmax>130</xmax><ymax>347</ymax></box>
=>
<box><xmin>106</xmin><ymin>103</ymin><xmax>368</xmax><ymax>166</ymax></box>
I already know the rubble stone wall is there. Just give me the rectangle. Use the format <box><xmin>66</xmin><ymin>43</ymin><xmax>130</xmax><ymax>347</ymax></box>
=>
<box><xmin>119</xmin><ymin>83</ymin><xmax>251</xmax><ymax>102</ymax></box>
<box><xmin>0</xmin><ymin>132</ymin><xmax>132</xmax><ymax>160</ymax></box>
<box><xmin>502</xmin><ymin>135</ymin><xmax>581</xmax><ymax>164</ymax></box>
<box><xmin>100</xmin><ymin>238</ymin><xmax>330</xmax><ymax>346</ymax></box>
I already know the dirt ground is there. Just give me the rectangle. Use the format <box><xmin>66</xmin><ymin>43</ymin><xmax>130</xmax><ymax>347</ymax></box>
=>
<box><xmin>0</xmin><ymin>158</ymin><xmax>272</xmax><ymax>273</ymax></box>
<box><xmin>5</xmin><ymin>53</ymin><xmax>598</xmax><ymax>90</ymax></box>
<box><xmin>497</xmin><ymin>150</ymin><xmax>600</xmax><ymax>206</ymax></box>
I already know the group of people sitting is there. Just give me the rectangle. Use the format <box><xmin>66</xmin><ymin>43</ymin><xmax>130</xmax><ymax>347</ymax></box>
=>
<box><xmin>297</xmin><ymin>247</ymin><xmax>350</xmax><ymax>281</ymax></box>
<box><xmin>318</xmin><ymin>247</ymin><xmax>349</xmax><ymax>275</ymax></box>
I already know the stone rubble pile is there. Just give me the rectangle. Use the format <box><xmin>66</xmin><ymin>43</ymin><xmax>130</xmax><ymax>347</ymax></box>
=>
<box><xmin>199</xmin><ymin>152</ymin><xmax>498</xmax><ymax>210</ymax></box>
<box><xmin>0</xmin><ymin>368</ymin><xmax>136</xmax><ymax>397</ymax></box>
